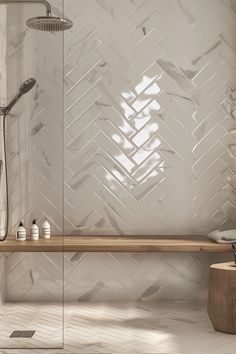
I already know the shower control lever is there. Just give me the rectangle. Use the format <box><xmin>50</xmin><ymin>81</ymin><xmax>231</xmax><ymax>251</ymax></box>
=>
<box><xmin>232</xmin><ymin>244</ymin><xmax>236</xmax><ymax>265</ymax></box>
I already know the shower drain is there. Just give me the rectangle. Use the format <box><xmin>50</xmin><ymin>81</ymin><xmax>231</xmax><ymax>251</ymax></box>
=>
<box><xmin>10</xmin><ymin>330</ymin><xmax>35</xmax><ymax>338</ymax></box>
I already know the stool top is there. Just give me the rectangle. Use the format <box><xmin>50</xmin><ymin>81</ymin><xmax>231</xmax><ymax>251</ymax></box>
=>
<box><xmin>210</xmin><ymin>262</ymin><xmax>236</xmax><ymax>271</ymax></box>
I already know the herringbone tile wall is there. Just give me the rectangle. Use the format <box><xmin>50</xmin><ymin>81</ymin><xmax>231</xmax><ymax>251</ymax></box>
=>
<box><xmin>4</xmin><ymin>251</ymin><xmax>229</xmax><ymax>302</ymax></box>
<box><xmin>2</xmin><ymin>0</ymin><xmax>236</xmax><ymax>302</ymax></box>
<box><xmin>64</xmin><ymin>0</ymin><xmax>236</xmax><ymax>235</ymax></box>
<box><xmin>0</xmin><ymin>256</ymin><xmax>4</xmax><ymax>306</ymax></box>
<box><xmin>0</xmin><ymin>6</ymin><xmax>6</xmax><ymax>107</ymax></box>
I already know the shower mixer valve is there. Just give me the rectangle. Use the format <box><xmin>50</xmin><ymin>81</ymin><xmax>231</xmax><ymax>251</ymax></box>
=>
<box><xmin>232</xmin><ymin>244</ymin><xmax>236</xmax><ymax>265</ymax></box>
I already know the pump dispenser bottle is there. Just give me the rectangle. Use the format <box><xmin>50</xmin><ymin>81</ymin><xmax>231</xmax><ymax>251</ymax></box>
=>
<box><xmin>30</xmin><ymin>219</ymin><xmax>39</xmax><ymax>240</ymax></box>
<box><xmin>16</xmin><ymin>222</ymin><xmax>26</xmax><ymax>241</ymax></box>
<box><xmin>42</xmin><ymin>219</ymin><xmax>51</xmax><ymax>239</ymax></box>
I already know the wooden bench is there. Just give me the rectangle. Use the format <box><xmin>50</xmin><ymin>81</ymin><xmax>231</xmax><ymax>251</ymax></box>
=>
<box><xmin>0</xmin><ymin>235</ymin><xmax>232</xmax><ymax>252</ymax></box>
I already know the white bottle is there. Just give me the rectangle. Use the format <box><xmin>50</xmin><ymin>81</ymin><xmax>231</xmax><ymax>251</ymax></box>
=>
<box><xmin>30</xmin><ymin>219</ymin><xmax>39</xmax><ymax>240</ymax></box>
<box><xmin>42</xmin><ymin>219</ymin><xmax>51</xmax><ymax>239</ymax></box>
<box><xmin>16</xmin><ymin>222</ymin><xmax>26</xmax><ymax>241</ymax></box>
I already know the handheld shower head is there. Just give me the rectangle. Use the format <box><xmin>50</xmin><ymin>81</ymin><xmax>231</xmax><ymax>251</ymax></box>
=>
<box><xmin>1</xmin><ymin>78</ymin><xmax>36</xmax><ymax>115</ymax></box>
<box><xmin>0</xmin><ymin>77</ymin><xmax>36</xmax><ymax>242</ymax></box>
<box><xmin>19</xmin><ymin>78</ymin><xmax>36</xmax><ymax>94</ymax></box>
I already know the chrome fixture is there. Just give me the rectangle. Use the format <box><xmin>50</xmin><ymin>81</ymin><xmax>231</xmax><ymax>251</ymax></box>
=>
<box><xmin>0</xmin><ymin>78</ymin><xmax>36</xmax><ymax>115</ymax></box>
<box><xmin>0</xmin><ymin>78</ymin><xmax>36</xmax><ymax>242</ymax></box>
<box><xmin>232</xmin><ymin>244</ymin><xmax>236</xmax><ymax>265</ymax></box>
<box><xmin>0</xmin><ymin>0</ymin><xmax>73</xmax><ymax>31</ymax></box>
<box><xmin>27</xmin><ymin>15</ymin><xmax>73</xmax><ymax>32</ymax></box>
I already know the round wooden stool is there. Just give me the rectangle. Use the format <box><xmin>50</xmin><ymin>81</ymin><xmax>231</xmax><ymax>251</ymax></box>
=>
<box><xmin>208</xmin><ymin>262</ymin><xmax>236</xmax><ymax>334</ymax></box>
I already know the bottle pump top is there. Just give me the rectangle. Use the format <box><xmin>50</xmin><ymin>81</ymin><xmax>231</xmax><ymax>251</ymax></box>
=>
<box><xmin>16</xmin><ymin>221</ymin><xmax>26</xmax><ymax>241</ymax></box>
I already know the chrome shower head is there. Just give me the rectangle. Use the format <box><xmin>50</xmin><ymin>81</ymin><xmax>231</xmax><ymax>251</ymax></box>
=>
<box><xmin>26</xmin><ymin>16</ymin><xmax>73</xmax><ymax>32</ymax></box>
<box><xmin>1</xmin><ymin>78</ymin><xmax>36</xmax><ymax>115</ymax></box>
<box><xmin>19</xmin><ymin>78</ymin><xmax>36</xmax><ymax>94</ymax></box>
<box><xmin>0</xmin><ymin>1</ymin><xmax>73</xmax><ymax>32</ymax></box>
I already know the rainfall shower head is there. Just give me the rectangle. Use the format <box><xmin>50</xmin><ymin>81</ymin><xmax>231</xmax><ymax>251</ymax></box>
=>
<box><xmin>26</xmin><ymin>16</ymin><xmax>73</xmax><ymax>32</ymax></box>
<box><xmin>0</xmin><ymin>0</ymin><xmax>73</xmax><ymax>32</ymax></box>
<box><xmin>1</xmin><ymin>78</ymin><xmax>36</xmax><ymax>115</ymax></box>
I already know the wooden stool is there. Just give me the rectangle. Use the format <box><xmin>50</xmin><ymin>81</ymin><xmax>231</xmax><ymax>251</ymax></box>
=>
<box><xmin>208</xmin><ymin>262</ymin><xmax>236</xmax><ymax>334</ymax></box>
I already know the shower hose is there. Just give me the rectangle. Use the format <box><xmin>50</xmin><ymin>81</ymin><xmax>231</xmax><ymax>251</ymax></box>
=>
<box><xmin>0</xmin><ymin>114</ymin><xmax>9</xmax><ymax>241</ymax></box>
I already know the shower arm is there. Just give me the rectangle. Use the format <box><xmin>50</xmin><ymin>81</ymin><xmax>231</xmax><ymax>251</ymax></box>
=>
<box><xmin>0</xmin><ymin>0</ymin><xmax>51</xmax><ymax>16</ymax></box>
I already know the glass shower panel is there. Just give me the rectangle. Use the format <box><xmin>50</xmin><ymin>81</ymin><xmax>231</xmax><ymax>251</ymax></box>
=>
<box><xmin>0</xmin><ymin>0</ymin><xmax>64</xmax><ymax>350</ymax></box>
<box><xmin>0</xmin><ymin>5</ymin><xmax>7</xmax><ymax>239</ymax></box>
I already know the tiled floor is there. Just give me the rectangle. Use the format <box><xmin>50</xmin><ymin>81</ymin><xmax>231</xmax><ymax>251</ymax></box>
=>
<box><xmin>0</xmin><ymin>301</ymin><xmax>235</xmax><ymax>354</ymax></box>
<box><xmin>0</xmin><ymin>302</ymin><xmax>63</xmax><ymax>350</ymax></box>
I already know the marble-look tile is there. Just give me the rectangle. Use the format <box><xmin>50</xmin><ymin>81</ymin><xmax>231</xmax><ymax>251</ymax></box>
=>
<box><xmin>0</xmin><ymin>302</ymin><xmax>63</xmax><ymax>349</ymax></box>
<box><xmin>64</xmin><ymin>0</ymin><xmax>236</xmax><ymax>235</ymax></box>
<box><xmin>3</xmin><ymin>251</ymin><xmax>230</xmax><ymax>303</ymax></box>
<box><xmin>0</xmin><ymin>256</ymin><xmax>4</xmax><ymax>306</ymax></box>
<box><xmin>0</xmin><ymin>6</ymin><xmax>7</xmax><ymax>68</ymax></box>
<box><xmin>4</xmin><ymin>252</ymin><xmax>63</xmax><ymax>302</ymax></box>
<box><xmin>0</xmin><ymin>301</ymin><xmax>235</xmax><ymax>354</ymax></box>
<box><xmin>2</xmin><ymin>0</ymin><xmax>236</xmax><ymax>308</ymax></box>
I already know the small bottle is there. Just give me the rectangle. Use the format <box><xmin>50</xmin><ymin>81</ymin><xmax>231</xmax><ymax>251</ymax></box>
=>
<box><xmin>42</xmin><ymin>219</ymin><xmax>51</xmax><ymax>239</ymax></box>
<box><xmin>30</xmin><ymin>219</ymin><xmax>39</xmax><ymax>240</ymax></box>
<box><xmin>16</xmin><ymin>222</ymin><xmax>26</xmax><ymax>241</ymax></box>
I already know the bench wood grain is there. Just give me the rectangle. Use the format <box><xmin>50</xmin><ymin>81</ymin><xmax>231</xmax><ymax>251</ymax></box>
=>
<box><xmin>0</xmin><ymin>235</ymin><xmax>232</xmax><ymax>252</ymax></box>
